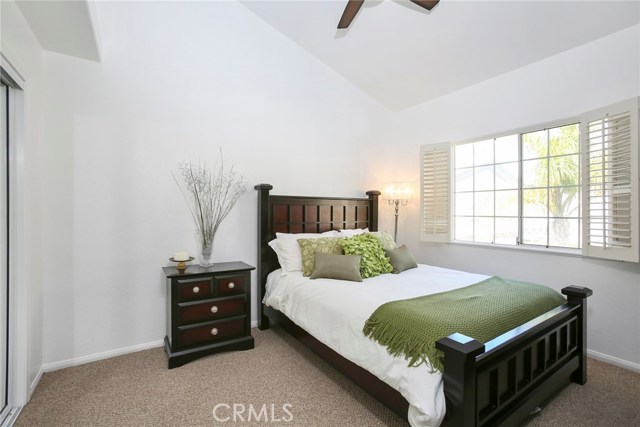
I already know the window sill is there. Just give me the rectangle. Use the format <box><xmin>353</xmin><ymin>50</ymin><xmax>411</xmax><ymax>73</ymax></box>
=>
<box><xmin>447</xmin><ymin>240</ymin><xmax>583</xmax><ymax>258</ymax></box>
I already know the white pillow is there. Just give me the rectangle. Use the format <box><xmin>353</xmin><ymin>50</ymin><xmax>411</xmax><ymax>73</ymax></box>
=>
<box><xmin>338</xmin><ymin>228</ymin><xmax>369</xmax><ymax>238</ymax></box>
<box><xmin>269</xmin><ymin>231</ymin><xmax>339</xmax><ymax>275</ymax></box>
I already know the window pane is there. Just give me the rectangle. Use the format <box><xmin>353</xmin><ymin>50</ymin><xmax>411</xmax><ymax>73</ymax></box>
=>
<box><xmin>495</xmin><ymin>162</ymin><xmax>518</xmax><ymax>190</ymax></box>
<box><xmin>495</xmin><ymin>134</ymin><xmax>518</xmax><ymax>163</ymax></box>
<box><xmin>474</xmin><ymin>218</ymin><xmax>493</xmax><ymax>243</ymax></box>
<box><xmin>474</xmin><ymin>139</ymin><xmax>494</xmax><ymax>166</ymax></box>
<box><xmin>495</xmin><ymin>190</ymin><xmax>518</xmax><ymax>216</ymax></box>
<box><xmin>549</xmin><ymin>187</ymin><xmax>580</xmax><ymax>218</ymax></box>
<box><xmin>523</xmin><ymin>188</ymin><xmax>548</xmax><ymax>217</ymax></box>
<box><xmin>455</xmin><ymin>192</ymin><xmax>473</xmax><ymax>216</ymax></box>
<box><xmin>523</xmin><ymin>129</ymin><xmax>547</xmax><ymax>159</ymax></box>
<box><xmin>474</xmin><ymin>191</ymin><xmax>494</xmax><ymax>216</ymax></box>
<box><xmin>549</xmin><ymin>155</ymin><xmax>579</xmax><ymax>186</ymax></box>
<box><xmin>474</xmin><ymin>165</ymin><xmax>494</xmax><ymax>191</ymax></box>
<box><xmin>522</xmin><ymin>218</ymin><xmax>548</xmax><ymax>246</ymax></box>
<box><xmin>455</xmin><ymin>217</ymin><xmax>473</xmax><ymax>242</ymax></box>
<box><xmin>522</xmin><ymin>159</ymin><xmax>547</xmax><ymax>188</ymax></box>
<box><xmin>549</xmin><ymin>218</ymin><xmax>580</xmax><ymax>248</ymax></box>
<box><xmin>495</xmin><ymin>218</ymin><xmax>518</xmax><ymax>245</ymax></box>
<box><xmin>549</xmin><ymin>124</ymin><xmax>579</xmax><ymax>156</ymax></box>
<box><xmin>455</xmin><ymin>143</ymin><xmax>474</xmax><ymax>168</ymax></box>
<box><xmin>455</xmin><ymin>168</ymin><xmax>473</xmax><ymax>192</ymax></box>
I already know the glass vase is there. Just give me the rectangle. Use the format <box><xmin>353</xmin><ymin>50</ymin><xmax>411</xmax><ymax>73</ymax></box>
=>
<box><xmin>198</xmin><ymin>234</ymin><xmax>215</xmax><ymax>267</ymax></box>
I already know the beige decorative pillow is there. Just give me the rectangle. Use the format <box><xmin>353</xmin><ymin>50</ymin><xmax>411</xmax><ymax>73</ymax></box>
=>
<box><xmin>297</xmin><ymin>237</ymin><xmax>344</xmax><ymax>277</ymax></box>
<box><xmin>370</xmin><ymin>231</ymin><xmax>397</xmax><ymax>251</ymax></box>
<box><xmin>385</xmin><ymin>245</ymin><xmax>418</xmax><ymax>274</ymax></box>
<box><xmin>310</xmin><ymin>253</ymin><xmax>363</xmax><ymax>282</ymax></box>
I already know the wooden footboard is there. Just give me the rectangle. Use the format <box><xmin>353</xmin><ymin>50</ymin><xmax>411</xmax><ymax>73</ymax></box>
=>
<box><xmin>436</xmin><ymin>286</ymin><xmax>592</xmax><ymax>427</ymax></box>
<box><xmin>255</xmin><ymin>184</ymin><xmax>593</xmax><ymax>427</ymax></box>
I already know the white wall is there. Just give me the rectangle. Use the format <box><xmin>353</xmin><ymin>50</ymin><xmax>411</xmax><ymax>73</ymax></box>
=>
<box><xmin>10</xmin><ymin>0</ymin><xmax>639</xmax><ymax>377</ymax></box>
<box><xmin>40</xmin><ymin>1</ymin><xmax>390</xmax><ymax>366</ymax></box>
<box><xmin>371</xmin><ymin>25</ymin><xmax>640</xmax><ymax>369</ymax></box>
<box><xmin>1</xmin><ymin>0</ymin><xmax>45</xmax><ymax>396</ymax></box>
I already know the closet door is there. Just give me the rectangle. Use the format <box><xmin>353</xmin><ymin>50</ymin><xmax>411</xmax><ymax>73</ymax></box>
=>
<box><xmin>0</xmin><ymin>81</ymin><xmax>8</xmax><ymax>420</ymax></box>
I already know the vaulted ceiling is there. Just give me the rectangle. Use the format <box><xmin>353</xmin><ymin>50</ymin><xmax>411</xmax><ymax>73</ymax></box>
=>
<box><xmin>13</xmin><ymin>1</ymin><xmax>640</xmax><ymax>112</ymax></box>
<box><xmin>242</xmin><ymin>0</ymin><xmax>640</xmax><ymax>111</ymax></box>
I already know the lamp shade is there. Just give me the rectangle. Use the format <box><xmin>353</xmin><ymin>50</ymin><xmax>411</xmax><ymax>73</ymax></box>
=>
<box><xmin>384</xmin><ymin>182</ymin><xmax>413</xmax><ymax>202</ymax></box>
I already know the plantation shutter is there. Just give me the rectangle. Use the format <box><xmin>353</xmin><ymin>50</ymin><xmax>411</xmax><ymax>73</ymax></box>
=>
<box><xmin>421</xmin><ymin>143</ymin><xmax>451</xmax><ymax>242</ymax></box>
<box><xmin>581</xmin><ymin>97</ymin><xmax>639</xmax><ymax>262</ymax></box>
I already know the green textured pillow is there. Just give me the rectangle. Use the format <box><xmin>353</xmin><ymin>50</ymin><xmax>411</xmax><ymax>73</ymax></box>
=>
<box><xmin>298</xmin><ymin>237</ymin><xmax>343</xmax><ymax>277</ymax></box>
<box><xmin>385</xmin><ymin>245</ymin><xmax>418</xmax><ymax>274</ymax></box>
<box><xmin>339</xmin><ymin>233</ymin><xmax>393</xmax><ymax>278</ymax></box>
<box><xmin>369</xmin><ymin>231</ymin><xmax>397</xmax><ymax>250</ymax></box>
<box><xmin>310</xmin><ymin>253</ymin><xmax>363</xmax><ymax>282</ymax></box>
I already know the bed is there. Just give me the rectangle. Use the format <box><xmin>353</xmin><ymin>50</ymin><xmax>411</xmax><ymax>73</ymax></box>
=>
<box><xmin>255</xmin><ymin>184</ymin><xmax>592</xmax><ymax>427</ymax></box>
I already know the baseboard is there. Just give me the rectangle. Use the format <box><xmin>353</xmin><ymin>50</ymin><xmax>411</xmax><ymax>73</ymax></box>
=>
<box><xmin>588</xmin><ymin>349</ymin><xmax>640</xmax><ymax>373</ymax></box>
<box><xmin>29</xmin><ymin>366</ymin><xmax>44</xmax><ymax>399</ymax></box>
<box><xmin>42</xmin><ymin>339</ymin><xmax>164</xmax><ymax>373</ymax></box>
<box><xmin>43</xmin><ymin>325</ymin><xmax>260</xmax><ymax>374</ymax></box>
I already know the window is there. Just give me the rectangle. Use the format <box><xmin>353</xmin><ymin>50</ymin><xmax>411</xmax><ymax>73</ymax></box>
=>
<box><xmin>452</xmin><ymin>124</ymin><xmax>581</xmax><ymax>249</ymax></box>
<box><xmin>421</xmin><ymin>98</ymin><xmax>639</xmax><ymax>262</ymax></box>
<box><xmin>453</xmin><ymin>134</ymin><xmax>520</xmax><ymax>246</ymax></box>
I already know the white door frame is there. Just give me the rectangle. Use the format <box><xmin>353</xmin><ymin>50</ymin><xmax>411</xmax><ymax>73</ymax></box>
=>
<box><xmin>0</xmin><ymin>53</ymin><xmax>28</xmax><ymax>426</ymax></box>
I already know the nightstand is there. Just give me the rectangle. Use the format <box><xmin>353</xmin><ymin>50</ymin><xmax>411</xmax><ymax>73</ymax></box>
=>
<box><xmin>163</xmin><ymin>261</ymin><xmax>255</xmax><ymax>369</ymax></box>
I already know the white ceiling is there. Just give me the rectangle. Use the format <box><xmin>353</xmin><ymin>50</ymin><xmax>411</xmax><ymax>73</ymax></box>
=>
<box><xmin>241</xmin><ymin>0</ymin><xmax>640</xmax><ymax>111</ymax></box>
<box><xmin>13</xmin><ymin>1</ymin><xmax>639</xmax><ymax>111</ymax></box>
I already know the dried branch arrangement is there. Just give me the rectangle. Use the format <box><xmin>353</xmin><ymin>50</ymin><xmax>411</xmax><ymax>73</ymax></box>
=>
<box><xmin>173</xmin><ymin>152</ymin><xmax>247</xmax><ymax>265</ymax></box>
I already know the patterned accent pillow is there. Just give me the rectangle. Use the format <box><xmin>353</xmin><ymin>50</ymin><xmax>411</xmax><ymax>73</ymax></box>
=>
<box><xmin>297</xmin><ymin>237</ymin><xmax>344</xmax><ymax>277</ymax></box>
<box><xmin>339</xmin><ymin>233</ymin><xmax>393</xmax><ymax>279</ymax></box>
<box><xmin>268</xmin><ymin>231</ymin><xmax>339</xmax><ymax>275</ymax></box>
<box><xmin>369</xmin><ymin>231</ymin><xmax>397</xmax><ymax>251</ymax></box>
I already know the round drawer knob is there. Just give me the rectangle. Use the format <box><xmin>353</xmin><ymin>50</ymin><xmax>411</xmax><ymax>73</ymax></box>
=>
<box><xmin>211</xmin><ymin>328</ymin><xmax>218</xmax><ymax>336</ymax></box>
<box><xmin>228</xmin><ymin>282</ymin><xmax>235</xmax><ymax>289</ymax></box>
<box><xmin>210</xmin><ymin>305</ymin><xmax>218</xmax><ymax>314</ymax></box>
<box><xmin>192</xmin><ymin>286</ymin><xmax>200</xmax><ymax>293</ymax></box>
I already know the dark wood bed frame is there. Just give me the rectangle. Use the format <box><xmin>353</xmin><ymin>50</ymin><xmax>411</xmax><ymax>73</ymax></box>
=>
<box><xmin>255</xmin><ymin>184</ymin><xmax>592</xmax><ymax>427</ymax></box>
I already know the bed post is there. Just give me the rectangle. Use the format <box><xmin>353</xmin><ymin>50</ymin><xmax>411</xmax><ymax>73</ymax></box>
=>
<box><xmin>561</xmin><ymin>286</ymin><xmax>593</xmax><ymax>385</ymax></box>
<box><xmin>366</xmin><ymin>190</ymin><xmax>381</xmax><ymax>231</ymax></box>
<box><xmin>255</xmin><ymin>183</ymin><xmax>273</xmax><ymax>330</ymax></box>
<box><xmin>435</xmin><ymin>333</ymin><xmax>485</xmax><ymax>427</ymax></box>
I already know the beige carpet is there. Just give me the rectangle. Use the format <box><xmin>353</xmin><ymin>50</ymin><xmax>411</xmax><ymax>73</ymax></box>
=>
<box><xmin>16</xmin><ymin>326</ymin><xmax>640</xmax><ymax>426</ymax></box>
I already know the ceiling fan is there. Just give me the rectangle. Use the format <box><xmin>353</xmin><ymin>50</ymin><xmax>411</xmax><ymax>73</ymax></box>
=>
<box><xmin>338</xmin><ymin>0</ymin><xmax>440</xmax><ymax>29</ymax></box>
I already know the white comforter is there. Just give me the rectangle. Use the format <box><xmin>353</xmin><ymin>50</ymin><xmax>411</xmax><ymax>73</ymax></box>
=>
<box><xmin>263</xmin><ymin>264</ymin><xmax>489</xmax><ymax>427</ymax></box>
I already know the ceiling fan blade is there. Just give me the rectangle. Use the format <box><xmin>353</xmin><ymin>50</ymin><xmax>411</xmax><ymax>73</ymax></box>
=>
<box><xmin>409</xmin><ymin>0</ymin><xmax>440</xmax><ymax>11</ymax></box>
<box><xmin>338</xmin><ymin>0</ymin><xmax>365</xmax><ymax>29</ymax></box>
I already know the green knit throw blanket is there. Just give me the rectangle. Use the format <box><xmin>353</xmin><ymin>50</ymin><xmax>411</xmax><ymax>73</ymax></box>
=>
<box><xmin>362</xmin><ymin>276</ymin><xmax>565</xmax><ymax>373</ymax></box>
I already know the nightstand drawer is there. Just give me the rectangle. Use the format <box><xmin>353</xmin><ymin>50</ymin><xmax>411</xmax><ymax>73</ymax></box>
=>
<box><xmin>177</xmin><ymin>277</ymin><xmax>213</xmax><ymax>301</ymax></box>
<box><xmin>216</xmin><ymin>274</ymin><xmax>245</xmax><ymax>296</ymax></box>
<box><xmin>178</xmin><ymin>297</ymin><xmax>245</xmax><ymax>325</ymax></box>
<box><xmin>178</xmin><ymin>318</ymin><xmax>245</xmax><ymax>348</ymax></box>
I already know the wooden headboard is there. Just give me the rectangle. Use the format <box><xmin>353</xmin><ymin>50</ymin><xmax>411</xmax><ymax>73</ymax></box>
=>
<box><xmin>255</xmin><ymin>184</ymin><xmax>381</xmax><ymax>329</ymax></box>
